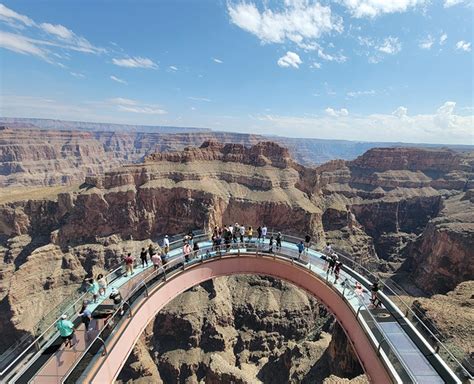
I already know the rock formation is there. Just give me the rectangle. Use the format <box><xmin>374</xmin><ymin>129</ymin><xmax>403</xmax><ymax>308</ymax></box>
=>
<box><xmin>116</xmin><ymin>275</ymin><xmax>365</xmax><ymax>384</ymax></box>
<box><xmin>0</xmin><ymin>140</ymin><xmax>472</xmax><ymax>382</ymax></box>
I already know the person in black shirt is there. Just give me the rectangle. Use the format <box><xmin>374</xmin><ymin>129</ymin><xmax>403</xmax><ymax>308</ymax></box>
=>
<box><xmin>304</xmin><ymin>234</ymin><xmax>311</xmax><ymax>251</ymax></box>
<box><xmin>141</xmin><ymin>247</ymin><xmax>149</xmax><ymax>268</ymax></box>
<box><xmin>276</xmin><ymin>232</ymin><xmax>282</xmax><ymax>250</ymax></box>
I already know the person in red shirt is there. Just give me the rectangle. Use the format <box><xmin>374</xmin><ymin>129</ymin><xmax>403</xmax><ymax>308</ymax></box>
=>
<box><xmin>124</xmin><ymin>253</ymin><xmax>134</xmax><ymax>276</ymax></box>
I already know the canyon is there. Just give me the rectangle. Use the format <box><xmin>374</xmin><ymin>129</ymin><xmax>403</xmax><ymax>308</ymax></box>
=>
<box><xmin>2</xmin><ymin>120</ymin><xmax>471</xmax><ymax>188</ymax></box>
<box><xmin>0</xmin><ymin>132</ymin><xmax>472</xmax><ymax>382</ymax></box>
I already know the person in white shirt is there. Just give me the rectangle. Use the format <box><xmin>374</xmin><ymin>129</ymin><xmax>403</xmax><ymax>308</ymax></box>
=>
<box><xmin>239</xmin><ymin>225</ymin><xmax>245</xmax><ymax>243</ymax></box>
<box><xmin>261</xmin><ymin>225</ymin><xmax>268</xmax><ymax>242</ymax></box>
<box><xmin>162</xmin><ymin>235</ymin><xmax>170</xmax><ymax>254</ymax></box>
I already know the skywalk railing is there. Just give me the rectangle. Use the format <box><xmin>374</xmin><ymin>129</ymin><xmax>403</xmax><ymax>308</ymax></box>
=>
<box><xmin>0</xmin><ymin>230</ymin><xmax>207</xmax><ymax>380</ymax></box>
<box><xmin>309</xmin><ymin>241</ymin><xmax>473</xmax><ymax>381</ymax></box>
<box><xmin>2</xmin><ymin>231</ymin><xmax>471</xmax><ymax>383</ymax></box>
<box><xmin>65</xmin><ymin>240</ymin><xmax>461</xmax><ymax>384</ymax></box>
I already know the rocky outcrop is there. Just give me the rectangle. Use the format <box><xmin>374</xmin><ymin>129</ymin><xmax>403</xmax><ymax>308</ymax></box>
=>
<box><xmin>117</xmin><ymin>275</ymin><xmax>361</xmax><ymax>384</ymax></box>
<box><xmin>400</xmin><ymin>191</ymin><xmax>474</xmax><ymax>294</ymax></box>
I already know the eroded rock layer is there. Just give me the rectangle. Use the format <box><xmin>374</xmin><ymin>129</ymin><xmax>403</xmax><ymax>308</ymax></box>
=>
<box><xmin>0</xmin><ymin>141</ymin><xmax>472</xmax><ymax>382</ymax></box>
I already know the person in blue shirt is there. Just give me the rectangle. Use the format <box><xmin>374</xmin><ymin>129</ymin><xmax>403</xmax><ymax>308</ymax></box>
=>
<box><xmin>86</xmin><ymin>278</ymin><xmax>99</xmax><ymax>303</ymax></box>
<box><xmin>56</xmin><ymin>314</ymin><xmax>75</xmax><ymax>348</ymax></box>
<box><xmin>78</xmin><ymin>301</ymin><xmax>92</xmax><ymax>332</ymax></box>
<box><xmin>297</xmin><ymin>241</ymin><xmax>305</xmax><ymax>259</ymax></box>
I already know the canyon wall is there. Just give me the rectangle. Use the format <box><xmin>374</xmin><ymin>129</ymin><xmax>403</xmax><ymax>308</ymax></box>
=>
<box><xmin>0</xmin><ymin>140</ymin><xmax>472</xmax><ymax>382</ymax></box>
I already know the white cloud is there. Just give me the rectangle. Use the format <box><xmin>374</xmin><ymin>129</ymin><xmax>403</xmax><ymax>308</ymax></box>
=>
<box><xmin>317</xmin><ymin>47</ymin><xmax>347</xmax><ymax>62</ymax></box>
<box><xmin>341</xmin><ymin>0</ymin><xmax>427</xmax><ymax>18</ymax></box>
<box><xmin>310</xmin><ymin>62</ymin><xmax>322</xmax><ymax>69</ymax></box>
<box><xmin>358</xmin><ymin>35</ymin><xmax>402</xmax><ymax>63</ymax></box>
<box><xmin>392</xmin><ymin>106</ymin><xmax>408</xmax><ymax>117</ymax></box>
<box><xmin>325</xmin><ymin>107</ymin><xmax>349</xmax><ymax>117</ymax></box>
<box><xmin>253</xmin><ymin>101</ymin><xmax>473</xmax><ymax>144</ymax></box>
<box><xmin>0</xmin><ymin>3</ymin><xmax>34</xmax><ymax>27</ymax></box>
<box><xmin>277</xmin><ymin>51</ymin><xmax>302</xmax><ymax>68</ymax></box>
<box><xmin>0</xmin><ymin>31</ymin><xmax>49</xmax><ymax>60</ymax></box>
<box><xmin>419</xmin><ymin>35</ymin><xmax>434</xmax><ymax>50</ymax></box>
<box><xmin>40</xmin><ymin>22</ymin><xmax>74</xmax><ymax>39</ymax></box>
<box><xmin>455</xmin><ymin>40</ymin><xmax>471</xmax><ymax>52</ymax></box>
<box><xmin>439</xmin><ymin>33</ymin><xmax>448</xmax><ymax>45</ymax></box>
<box><xmin>213</xmin><ymin>58</ymin><xmax>223</xmax><ymax>64</ymax></box>
<box><xmin>0</xmin><ymin>3</ymin><xmax>104</xmax><ymax>61</ymax></box>
<box><xmin>110</xmin><ymin>75</ymin><xmax>127</xmax><ymax>84</ymax></box>
<box><xmin>112</xmin><ymin>56</ymin><xmax>158</xmax><ymax>69</ymax></box>
<box><xmin>444</xmin><ymin>0</ymin><xmax>471</xmax><ymax>7</ymax></box>
<box><xmin>347</xmin><ymin>90</ymin><xmax>376</xmax><ymax>97</ymax></box>
<box><xmin>188</xmin><ymin>96</ymin><xmax>211</xmax><ymax>102</ymax></box>
<box><xmin>70</xmin><ymin>71</ymin><xmax>85</xmax><ymax>78</ymax></box>
<box><xmin>227</xmin><ymin>1</ymin><xmax>343</xmax><ymax>50</ymax></box>
<box><xmin>378</xmin><ymin>37</ymin><xmax>401</xmax><ymax>54</ymax></box>
<box><xmin>169</xmin><ymin>65</ymin><xmax>178</xmax><ymax>71</ymax></box>
<box><xmin>107</xmin><ymin>97</ymin><xmax>166</xmax><ymax>115</ymax></box>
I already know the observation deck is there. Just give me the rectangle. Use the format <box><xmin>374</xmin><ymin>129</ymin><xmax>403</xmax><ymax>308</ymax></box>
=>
<box><xmin>0</xmin><ymin>232</ymin><xmax>470</xmax><ymax>383</ymax></box>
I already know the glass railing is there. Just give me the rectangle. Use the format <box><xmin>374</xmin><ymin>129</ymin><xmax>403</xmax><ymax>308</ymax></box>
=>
<box><xmin>305</xmin><ymin>239</ymin><xmax>472</xmax><ymax>382</ymax></box>
<box><xmin>66</xmin><ymin>239</ymin><xmax>463</xmax><ymax>383</ymax></box>
<box><xmin>4</xmin><ymin>232</ymin><xmax>470</xmax><ymax>383</ymax></box>
<box><xmin>0</xmin><ymin>231</ymin><xmax>208</xmax><ymax>380</ymax></box>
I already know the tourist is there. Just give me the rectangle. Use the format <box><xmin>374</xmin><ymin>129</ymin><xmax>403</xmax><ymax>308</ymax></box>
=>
<box><xmin>334</xmin><ymin>262</ymin><xmax>343</xmax><ymax>284</ymax></box>
<box><xmin>162</xmin><ymin>235</ymin><xmax>170</xmax><ymax>254</ymax></box>
<box><xmin>193</xmin><ymin>241</ymin><xmax>200</xmax><ymax>258</ymax></box>
<box><xmin>215</xmin><ymin>233</ymin><xmax>222</xmax><ymax>254</ymax></box>
<box><xmin>148</xmin><ymin>243</ymin><xmax>155</xmax><ymax>257</ymax></box>
<box><xmin>324</xmin><ymin>244</ymin><xmax>332</xmax><ymax>254</ymax></box>
<box><xmin>78</xmin><ymin>300</ymin><xmax>92</xmax><ymax>332</ymax></box>
<box><xmin>109</xmin><ymin>287</ymin><xmax>124</xmax><ymax>316</ymax></box>
<box><xmin>223</xmin><ymin>228</ymin><xmax>232</xmax><ymax>251</ymax></box>
<box><xmin>124</xmin><ymin>253</ymin><xmax>134</xmax><ymax>276</ymax></box>
<box><xmin>151</xmin><ymin>252</ymin><xmax>161</xmax><ymax>270</ymax></box>
<box><xmin>233</xmin><ymin>223</ymin><xmax>239</xmax><ymax>243</ymax></box>
<box><xmin>183</xmin><ymin>241</ymin><xmax>192</xmax><ymax>262</ymax></box>
<box><xmin>276</xmin><ymin>232</ymin><xmax>282</xmax><ymax>250</ymax></box>
<box><xmin>86</xmin><ymin>278</ymin><xmax>99</xmax><ymax>303</ymax></box>
<box><xmin>160</xmin><ymin>250</ymin><xmax>167</xmax><ymax>266</ymax></box>
<box><xmin>257</xmin><ymin>226</ymin><xmax>262</xmax><ymax>243</ymax></box>
<box><xmin>269</xmin><ymin>235</ymin><xmax>275</xmax><ymax>253</ymax></box>
<box><xmin>239</xmin><ymin>225</ymin><xmax>245</xmax><ymax>243</ymax></box>
<box><xmin>370</xmin><ymin>281</ymin><xmax>380</xmax><ymax>306</ymax></box>
<box><xmin>246</xmin><ymin>226</ymin><xmax>253</xmax><ymax>243</ymax></box>
<box><xmin>297</xmin><ymin>241</ymin><xmax>304</xmax><ymax>259</ymax></box>
<box><xmin>304</xmin><ymin>234</ymin><xmax>311</xmax><ymax>251</ymax></box>
<box><xmin>327</xmin><ymin>254</ymin><xmax>337</xmax><ymax>276</ymax></box>
<box><xmin>56</xmin><ymin>314</ymin><xmax>75</xmax><ymax>348</ymax></box>
<box><xmin>141</xmin><ymin>247</ymin><xmax>149</xmax><ymax>268</ymax></box>
<box><xmin>261</xmin><ymin>225</ymin><xmax>268</xmax><ymax>242</ymax></box>
<box><xmin>188</xmin><ymin>231</ymin><xmax>194</xmax><ymax>248</ymax></box>
<box><xmin>97</xmin><ymin>273</ymin><xmax>107</xmax><ymax>296</ymax></box>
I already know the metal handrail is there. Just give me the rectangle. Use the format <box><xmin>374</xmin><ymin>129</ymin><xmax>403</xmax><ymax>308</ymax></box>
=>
<box><xmin>315</xmin><ymin>246</ymin><xmax>472</xmax><ymax>379</ymax></box>
<box><xmin>7</xmin><ymin>232</ymin><xmax>470</xmax><ymax>383</ymax></box>
<box><xmin>72</xmin><ymin>241</ymin><xmax>430</xmax><ymax>384</ymax></box>
<box><xmin>0</xmin><ymin>231</ymin><xmax>207</xmax><ymax>378</ymax></box>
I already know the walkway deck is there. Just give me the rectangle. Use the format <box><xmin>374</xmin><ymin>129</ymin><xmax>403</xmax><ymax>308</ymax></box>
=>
<box><xmin>8</xmin><ymin>237</ymin><xmax>461</xmax><ymax>384</ymax></box>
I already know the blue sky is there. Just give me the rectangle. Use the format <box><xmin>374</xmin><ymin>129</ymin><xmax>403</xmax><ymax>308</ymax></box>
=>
<box><xmin>0</xmin><ymin>0</ymin><xmax>472</xmax><ymax>144</ymax></box>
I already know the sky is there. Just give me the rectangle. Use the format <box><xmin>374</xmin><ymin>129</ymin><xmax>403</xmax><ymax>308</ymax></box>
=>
<box><xmin>0</xmin><ymin>0</ymin><xmax>472</xmax><ymax>144</ymax></box>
